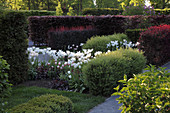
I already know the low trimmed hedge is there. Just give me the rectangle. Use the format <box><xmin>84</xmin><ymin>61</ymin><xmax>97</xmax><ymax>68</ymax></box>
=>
<box><xmin>82</xmin><ymin>8</ymin><xmax>123</xmax><ymax>16</ymax></box>
<box><xmin>154</xmin><ymin>8</ymin><xmax>170</xmax><ymax>15</ymax></box>
<box><xmin>9</xmin><ymin>94</ymin><xmax>73</xmax><ymax>113</ymax></box>
<box><xmin>82</xmin><ymin>48</ymin><xmax>146</xmax><ymax>96</ymax></box>
<box><xmin>83</xmin><ymin>33</ymin><xmax>129</xmax><ymax>54</ymax></box>
<box><xmin>125</xmin><ymin>29</ymin><xmax>147</xmax><ymax>43</ymax></box>
<box><xmin>19</xmin><ymin>10</ymin><xmax>56</xmax><ymax>17</ymax></box>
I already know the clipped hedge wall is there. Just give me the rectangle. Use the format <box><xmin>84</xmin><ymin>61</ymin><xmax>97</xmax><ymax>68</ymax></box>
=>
<box><xmin>93</xmin><ymin>15</ymin><xmax>128</xmax><ymax>35</ymax></box>
<box><xmin>28</xmin><ymin>15</ymin><xmax>169</xmax><ymax>45</ymax></box>
<box><xmin>9</xmin><ymin>94</ymin><xmax>73</xmax><ymax>113</ymax></box>
<box><xmin>127</xmin><ymin>15</ymin><xmax>170</xmax><ymax>29</ymax></box>
<box><xmin>125</xmin><ymin>29</ymin><xmax>147</xmax><ymax>43</ymax></box>
<box><xmin>28</xmin><ymin>16</ymin><xmax>94</xmax><ymax>44</ymax></box>
<box><xmin>83</xmin><ymin>48</ymin><xmax>146</xmax><ymax>96</ymax></box>
<box><xmin>48</xmin><ymin>29</ymin><xmax>97</xmax><ymax>50</ymax></box>
<box><xmin>82</xmin><ymin>8</ymin><xmax>123</xmax><ymax>16</ymax></box>
<box><xmin>0</xmin><ymin>11</ymin><xmax>28</xmax><ymax>84</ymax></box>
<box><xmin>83</xmin><ymin>33</ymin><xmax>129</xmax><ymax>54</ymax></box>
<box><xmin>28</xmin><ymin>15</ymin><xmax>128</xmax><ymax>44</ymax></box>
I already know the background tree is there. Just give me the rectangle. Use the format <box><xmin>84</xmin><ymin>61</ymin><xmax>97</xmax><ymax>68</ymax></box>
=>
<box><xmin>150</xmin><ymin>0</ymin><xmax>170</xmax><ymax>9</ymax></box>
<box><xmin>95</xmin><ymin>0</ymin><xmax>121</xmax><ymax>8</ymax></box>
<box><xmin>118</xmin><ymin>0</ymin><xmax>145</xmax><ymax>9</ymax></box>
<box><xmin>56</xmin><ymin>1</ymin><xmax>63</xmax><ymax>15</ymax></box>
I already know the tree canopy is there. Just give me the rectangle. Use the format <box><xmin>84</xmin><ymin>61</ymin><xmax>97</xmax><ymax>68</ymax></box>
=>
<box><xmin>0</xmin><ymin>0</ymin><xmax>168</xmax><ymax>13</ymax></box>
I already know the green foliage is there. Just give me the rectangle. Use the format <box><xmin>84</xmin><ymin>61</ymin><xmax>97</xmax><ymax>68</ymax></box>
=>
<box><xmin>82</xmin><ymin>8</ymin><xmax>123</xmax><ymax>16</ymax></box>
<box><xmin>19</xmin><ymin>10</ymin><xmax>56</xmax><ymax>17</ymax></box>
<box><xmin>0</xmin><ymin>56</ymin><xmax>12</xmax><ymax>113</ymax></box>
<box><xmin>83</xmin><ymin>33</ymin><xmax>129</xmax><ymax>55</ymax></box>
<box><xmin>125</xmin><ymin>29</ymin><xmax>147</xmax><ymax>43</ymax></box>
<box><xmin>95</xmin><ymin>0</ymin><xmax>121</xmax><ymax>8</ymax></box>
<box><xmin>0</xmin><ymin>11</ymin><xmax>28</xmax><ymax>84</ymax></box>
<box><xmin>9</xmin><ymin>94</ymin><xmax>73</xmax><ymax>113</ymax></box>
<box><xmin>67</xmin><ymin>6</ymin><xmax>75</xmax><ymax>16</ymax></box>
<box><xmin>119</xmin><ymin>0</ymin><xmax>144</xmax><ymax>9</ymax></box>
<box><xmin>154</xmin><ymin>8</ymin><xmax>170</xmax><ymax>15</ymax></box>
<box><xmin>82</xmin><ymin>48</ymin><xmax>146</xmax><ymax>96</ymax></box>
<box><xmin>3</xmin><ymin>86</ymin><xmax>105</xmax><ymax>113</ymax></box>
<box><xmin>150</xmin><ymin>0</ymin><xmax>170</xmax><ymax>9</ymax></box>
<box><xmin>0</xmin><ymin>56</ymin><xmax>11</xmax><ymax>98</ymax></box>
<box><xmin>113</xmin><ymin>65</ymin><xmax>170</xmax><ymax>113</ymax></box>
<box><xmin>56</xmin><ymin>1</ymin><xmax>63</xmax><ymax>16</ymax></box>
<box><xmin>123</xmin><ymin>3</ymin><xmax>155</xmax><ymax>16</ymax></box>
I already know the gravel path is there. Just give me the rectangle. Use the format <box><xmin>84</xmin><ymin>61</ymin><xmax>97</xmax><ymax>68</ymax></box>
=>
<box><xmin>88</xmin><ymin>96</ymin><xmax>122</xmax><ymax>113</ymax></box>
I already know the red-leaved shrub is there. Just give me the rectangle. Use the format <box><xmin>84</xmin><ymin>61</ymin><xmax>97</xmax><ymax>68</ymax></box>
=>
<box><xmin>138</xmin><ymin>24</ymin><xmax>170</xmax><ymax>66</ymax></box>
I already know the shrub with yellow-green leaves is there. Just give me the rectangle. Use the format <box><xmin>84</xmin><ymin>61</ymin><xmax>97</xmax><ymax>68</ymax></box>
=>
<box><xmin>83</xmin><ymin>33</ymin><xmax>129</xmax><ymax>55</ymax></box>
<box><xmin>9</xmin><ymin>94</ymin><xmax>73</xmax><ymax>113</ymax></box>
<box><xmin>113</xmin><ymin>65</ymin><xmax>170</xmax><ymax>113</ymax></box>
<box><xmin>82</xmin><ymin>48</ymin><xmax>146</xmax><ymax>96</ymax></box>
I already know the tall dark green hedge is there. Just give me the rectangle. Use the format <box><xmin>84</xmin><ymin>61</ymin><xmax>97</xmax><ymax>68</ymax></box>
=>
<box><xmin>0</xmin><ymin>11</ymin><xmax>28</xmax><ymax>84</ymax></box>
<box><xmin>48</xmin><ymin>29</ymin><xmax>97</xmax><ymax>50</ymax></box>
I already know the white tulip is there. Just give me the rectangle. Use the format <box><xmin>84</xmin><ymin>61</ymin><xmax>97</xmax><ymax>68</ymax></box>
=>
<box><xmin>67</xmin><ymin>71</ymin><xmax>71</xmax><ymax>74</ymax></box>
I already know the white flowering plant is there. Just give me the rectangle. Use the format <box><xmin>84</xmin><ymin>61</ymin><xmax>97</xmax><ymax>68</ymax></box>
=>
<box><xmin>106</xmin><ymin>39</ymin><xmax>136</xmax><ymax>51</ymax></box>
<box><xmin>27</xmin><ymin>45</ymin><xmax>97</xmax><ymax>92</ymax></box>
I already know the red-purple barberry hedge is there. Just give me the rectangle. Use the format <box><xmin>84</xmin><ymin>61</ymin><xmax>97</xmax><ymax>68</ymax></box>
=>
<box><xmin>28</xmin><ymin>15</ymin><xmax>128</xmax><ymax>44</ymax></box>
<box><xmin>28</xmin><ymin>15</ymin><xmax>170</xmax><ymax>46</ymax></box>
<box><xmin>138</xmin><ymin>24</ymin><xmax>170</xmax><ymax>66</ymax></box>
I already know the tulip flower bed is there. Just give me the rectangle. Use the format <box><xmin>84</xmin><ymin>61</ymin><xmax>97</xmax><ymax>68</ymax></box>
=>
<box><xmin>27</xmin><ymin>39</ymin><xmax>136</xmax><ymax>93</ymax></box>
<box><xmin>27</xmin><ymin>45</ymin><xmax>95</xmax><ymax>93</ymax></box>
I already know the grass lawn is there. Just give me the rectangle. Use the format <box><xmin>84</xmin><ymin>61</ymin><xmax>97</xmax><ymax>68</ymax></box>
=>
<box><xmin>2</xmin><ymin>86</ymin><xmax>106</xmax><ymax>113</ymax></box>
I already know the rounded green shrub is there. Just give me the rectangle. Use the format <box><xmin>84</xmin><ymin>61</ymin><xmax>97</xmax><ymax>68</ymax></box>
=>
<box><xmin>9</xmin><ymin>94</ymin><xmax>73</xmax><ymax>113</ymax></box>
<box><xmin>82</xmin><ymin>33</ymin><xmax>129</xmax><ymax>55</ymax></box>
<box><xmin>82</xmin><ymin>48</ymin><xmax>146</xmax><ymax>96</ymax></box>
<box><xmin>113</xmin><ymin>65</ymin><xmax>170</xmax><ymax>113</ymax></box>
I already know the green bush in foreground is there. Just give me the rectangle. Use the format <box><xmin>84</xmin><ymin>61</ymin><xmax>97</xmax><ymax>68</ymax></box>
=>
<box><xmin>0</xmin><ymin>56</ymin><xmax>12</xmax><ymax>113</ymax></box>
<box><xmin>113</xmin><ymin>65</ymin><xmax>170</xmax><ymax>113</ymax></box>
<box><xmin>0</xmin><ymin>56</ymin><xmax>11</xmax><ymax>98</ymax></box>
<box><xmin>83</xmin><ymin>33</ymin><xmax>129</xmax><ymax>55</ymax></box>
<box><xmin>9</xmin><ymin>94</ymin><xmax>73</xmax><ymax>113</ymax></box>
<box><xmin>83</xmin><ymin>48</ymin><xmax>146</xmax><ymax>96</ymax></box>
